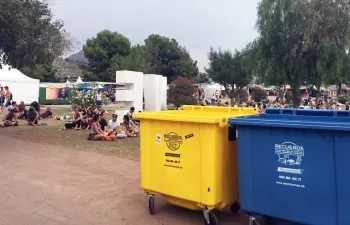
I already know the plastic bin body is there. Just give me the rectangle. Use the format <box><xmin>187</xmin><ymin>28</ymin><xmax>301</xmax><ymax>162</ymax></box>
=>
<box><xmin>228</xmin><ymin>109</ymin><xmax>350</xmax><ymax>225</ymax></box>
<box><xmin>137</xmin><ymin>106</ymin><xmax>257</xmax><ymax>210</ymax></box>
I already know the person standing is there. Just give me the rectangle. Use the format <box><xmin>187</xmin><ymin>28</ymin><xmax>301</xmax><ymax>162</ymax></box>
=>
<box><xmin>0</xmin><ymin>87</ymin><xmax>4</xmax><ymax>106</ymax></box>
<box><xmin>109</xmin><ymin>90</ymin><xmax>115</xmax><ymax>103</ymax></box>
<box><xmin>4</xmin><ymin>86</ymin><xmax>12</xmax><ymax>107</ymax></box>
<box><xmin>95</xmin><ymin>90</ymin><xmax>103</xmax><ymax>107</ymax></box>
<box><xmin>0</xmin><ymin>86</ymin><xmax>10</xmax><ymax>114</ymax></box>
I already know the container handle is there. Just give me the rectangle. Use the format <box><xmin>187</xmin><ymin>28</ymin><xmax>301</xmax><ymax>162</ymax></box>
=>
<box><xmin>219</xmin><ymin>118</ymin><xmax>229</xmax><ymax>127</ymax></box>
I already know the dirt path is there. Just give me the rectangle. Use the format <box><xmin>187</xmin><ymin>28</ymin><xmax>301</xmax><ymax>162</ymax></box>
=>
<box><xmin>0</xmin><ymin>136</ymin><xmax>248</xmax><ymax>225</ymax></box>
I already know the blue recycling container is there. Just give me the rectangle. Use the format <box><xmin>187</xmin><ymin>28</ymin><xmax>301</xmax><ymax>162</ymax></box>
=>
<box><xmin>228</xmin><ymin>108</ymin><xmax>350</xmax><ymax>225</ymax></box>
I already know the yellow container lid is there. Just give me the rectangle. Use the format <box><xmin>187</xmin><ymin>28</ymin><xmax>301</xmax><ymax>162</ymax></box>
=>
<box><xmin>135</xmin><ymin>105</ymin><xmax>258</xmax><ymax>127</ymax></box>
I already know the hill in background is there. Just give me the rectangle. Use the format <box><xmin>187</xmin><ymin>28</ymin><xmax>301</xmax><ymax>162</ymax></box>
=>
<box><xmin>66</xmin><ymin>50</ymin><xmax>88</xmax><ymax>64</ymax></box>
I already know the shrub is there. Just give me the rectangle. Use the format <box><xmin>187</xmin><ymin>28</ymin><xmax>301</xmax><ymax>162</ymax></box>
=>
<box><xmin>167</xmin><ymin>76</ymin><xmax>197</xmax><ymax>106</ymax></box>
<box><xmin>70</xmin><ymin>89</ymin><xmax>110</xmax><ymax>109</ymax></box>
<box><xmin>250</xmin><ymin>87</ymin><xmax>267</xmax><ymax>102</ymax></box>
<box><xmin>338</xmin><ymin>94</ymin><xmax>350</xmax><ymax>104</ymax></box>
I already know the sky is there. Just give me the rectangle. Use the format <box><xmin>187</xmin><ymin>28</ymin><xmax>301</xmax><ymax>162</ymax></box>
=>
<box><xmin>50</xmin><ymin>0</ymin><xmax>260</xmax><ymax>72</ymax></box>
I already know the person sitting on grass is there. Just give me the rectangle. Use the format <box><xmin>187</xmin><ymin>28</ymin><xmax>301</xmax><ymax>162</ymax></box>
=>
<box><xmin>126</xmin><ymin>107</ymin><xmax>140</xmax><ymax>125</ymax></box>
<box><xmin>122</xmin><ymin>115</ymin><xmax>139</xmax><ymax>137</ymax></box>
<box><xmin>72</xmin><ymin>107</ymin><xmax>83</xmax><ymax>130</ymax></box>
<box><xmin>107</xmin><ymin>114</ymin><xmax>119</xmax><ymax>134</ymax></box>
<box><xmin>1</xmin><ymin>108</ymin><xmax>19</xmax><ymax>127</ymax></box>
<box><xmin>6</xmin><ymin>101</ymin><xmax>17</xmax><ymax>112</ymax></box>
<box><xmin>26</xmin><ymin>107</ymin><xmax>39</xmax><ymax>126</ymax></box>
<box><xmin>30</xmin><ymin>101</ymin><xmax>40</xmax><ymax>114</ymax></box>
<box><xmin>99</xmin><ymin>110</ymin><xmax>108</xmax><ymax>132</ymax></box>
<box><xmin>88</xmin><ymin>114</ymin><xmax>107</xmax><ymax>141</ymax></box>
<box><xmin>105</xmin><ymin>114</ymin><xmax>126</xmax><ymax>139</ymax></box>
<box><xmin>41</xmin><ymin>107</ymin><xmax>53</xmax><ymax>119</ymax></box>
<box><xmin>17</xmin><ymin>101</ymin><xmax>26</xmax><ymax>117</ymax></box>
<box><xmin>83</xmin><ymin>107</ymin><xmax>94</xmax><ymax>131</ymax></box>
<box><xmin>55</xmin><ymin>115</ymin><xmax>72</xmax><ymax>121</ymax></box>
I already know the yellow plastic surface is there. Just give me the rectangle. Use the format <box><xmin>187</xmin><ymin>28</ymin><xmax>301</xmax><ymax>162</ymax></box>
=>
<box><xmin>137</xmin><ymin>106</ymin><xmax>258</xmax><ymax>211</ymax></box>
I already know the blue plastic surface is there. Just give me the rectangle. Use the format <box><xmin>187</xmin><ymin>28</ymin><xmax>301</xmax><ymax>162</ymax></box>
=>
<box><xmin>229</xmin><ymin>109</ymin><xmax>350</xmax><ymax>225</ymax></box>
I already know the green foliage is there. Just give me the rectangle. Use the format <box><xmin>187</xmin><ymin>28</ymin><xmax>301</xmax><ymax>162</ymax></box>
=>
<box><xmin>20</xmin><ymin>64</ymin><xmax>57</xmax><ymax>82</ymax></box>
<box><xmin>70</xmin><ymin>89</ymin><xmax>110</xmax><ymax>110</ymax></box>
<box><xmin>195</xmin><ymin>73</ymin><xmax>211</xmax><ymax>83</ymax></box>
<box><xmin>254</xmin><ymin>0</ymin><xmax>350</xmax><ymax>107</ymax></box>
<box><xmin>82</xmin><ymin>32</ymin><xmax>199</xmax><ymax>83</ymax></box>
<box><xmin>167</xmin><ymin>77</ymin><xmax>197</xmax><ymax>106</ymax></box>
<box><xmin>144</xmin><ymin>34</ymin><xmax>199</xmax><ymax>83</ymax></box>
<box><xmin>338</xmin><ymin>94</ymin><xmax>350</xmax><ymax>104</ymax></box>
<box><xmin>83</xmin><ymin>30</ymin><xmax>131</xmax><ymax>81</ymax></box>
<box><xmin>0</xmin><ymin>0</ymin><xmax>72</xmax><ymax>68</ymax></box>
<box><xmin>111</xmin><ymin>45</ymin><xmax>154</xmax><ymax>74</ymax></box>
<box><xmin>206</xmin><ymin>48</ymin><xmax>253</xmax><ymax>105</ymax></box>
<box><xmin>251</xmin><ymin>87</ymin><xmax>267</xmax><ymax>102</ymax></box>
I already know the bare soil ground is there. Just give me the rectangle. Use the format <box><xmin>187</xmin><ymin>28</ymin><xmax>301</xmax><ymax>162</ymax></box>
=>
<box><xmin>0</xmin><ymin>109</ymin><xmax>249</xmax><ymax>225</ymax></box>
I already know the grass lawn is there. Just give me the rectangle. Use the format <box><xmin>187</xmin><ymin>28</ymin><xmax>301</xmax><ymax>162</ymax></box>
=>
<box><xmin>0</xmin><ymin>107</ymin><xmax>140</xmax><ymax>161</ymax></box>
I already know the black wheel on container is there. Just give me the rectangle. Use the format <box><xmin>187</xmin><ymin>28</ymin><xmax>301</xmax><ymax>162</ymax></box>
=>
<box><xmin>203</xmin><ymin>211</ymin><xmax>218</xmax><ymax>225</ymax></box>
<box><xmin>230</xmin><ymin>202</ymin><xmax>240</xmax><ymax>213</ymax></box>
<box><xmin>148</xmin><ymin>195</ymin><xmax>155</xmax><ymax>215</ymax></box>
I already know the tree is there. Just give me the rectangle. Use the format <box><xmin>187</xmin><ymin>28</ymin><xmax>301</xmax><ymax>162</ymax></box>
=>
<box><xmin>303</xmin><ymin>0</ymin><xmax>350</xmax><ymax>99</ymax></box>
<box><xmin>255</xmin><ymin>0</ymin><xmax>310</xmax><ymax>108</ymax></box>
<box><xmin>167</xmin><ymin>77</ymin><xmax>197</xmax><ymax>106</ymax></box>
<box><xmin>251</xmin><ymin>86</ymin><xmax>268</xmax><ymax>102</ymax></box>
<box><xmin>0</xmin><ymin>0</ymin><xmax>72</xmax><ymax>68</ymax></box>
<box><xmin>110</xmin><ymin>45</ymin><xmax>154</xmax><ymax>74</ymax></box>
<box><xmin>144</xmin><ymin>34</ymin><xmax>199</xmax><ymax>83</ymax></box>
<box><xmin>20</xmin><ymin>64</ymin><xmax>57</xmax><ymax>82</ymax></box>
<box><xmin>52</xmin><ymin>58</ymin><xmax>83</xmax><ymax>82</ymax></box>
<box><xmin>83</xmin><ymin>30</ymin><xmax>131</xmax><ymax>82</ymax></box>
<box><xmin>255</xmin><ymin>0</ymin><xmax>350</xmax><ymax>107</ymax></box>
<box><xmin>324</xmin><ymin>51</ymin><xmax>350</xmax><ymax>97</ymax></box>
<box><xmin>206</xmin><ymin>48</ymin><xmax>253</xmax><ymax>106</ymax></box>
<box><xmin>195</xmin><ymin>72</ymin><xmax>211</xmax><ymax>83</ymax></box>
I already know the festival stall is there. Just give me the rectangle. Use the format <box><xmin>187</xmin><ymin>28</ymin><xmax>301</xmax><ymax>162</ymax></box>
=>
<box><xmin>39</xmin><ymin>83</ymin><xmax>71</xmax><ymax>105</ymax></box>
<box><xmin>39</xmin><ymin>82</ymin><xmax>124</xmax><ymax>105</ymax></box>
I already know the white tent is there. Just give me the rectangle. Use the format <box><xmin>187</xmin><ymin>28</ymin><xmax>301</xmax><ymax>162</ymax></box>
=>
<box><xmin>65</xmin><ymin>80</ymin><xmax>70</xmax><ymax>84</ymax></box>
<box><xmin>0</xmin><ymin>65</ymin><xmax>40</xmax><ymax>104</ymax></box>
<box><xmin>76</xmin><ymin>76</ymin><xmax>83</xmax><ymax>83</ymax></box>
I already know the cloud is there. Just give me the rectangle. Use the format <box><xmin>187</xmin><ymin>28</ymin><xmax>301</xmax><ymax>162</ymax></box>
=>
<box><xmin>51</xmin><ymin>0</ymin><xmax>259</xmax><ymax>71</ymax></box>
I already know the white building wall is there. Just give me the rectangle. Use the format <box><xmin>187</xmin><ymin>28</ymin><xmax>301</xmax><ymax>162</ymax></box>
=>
<box><xmin>160</xmin><ymin>76</ymin><xmax>167</xmax><ymax>110</ymax></box>
<box><xmin>143</xmin><ymin>74</ymin><xmax>161</xmax><ymax>111</ymax></box>
<box><xmin>115</xmin><ymin>70</ymin><xmax>166</xmax><ymax>115</ymax></box>
<box><xmin>115</xmin><ymin>70</ymin><xmax>143</xmax><ymax>112</ymax></box>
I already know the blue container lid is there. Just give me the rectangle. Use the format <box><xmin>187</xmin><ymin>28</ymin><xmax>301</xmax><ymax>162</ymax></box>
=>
<box><xmin>228</xmin><ymin>108</ymin><xmax>350</xmax><ymax>131</ymax></box>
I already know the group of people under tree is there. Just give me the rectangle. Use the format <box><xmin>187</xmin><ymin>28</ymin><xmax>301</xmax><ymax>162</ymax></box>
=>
<box><xmin>56</xmin><ymin>106</ymin><xmax>139</xmax><ymax>141</ymax></box>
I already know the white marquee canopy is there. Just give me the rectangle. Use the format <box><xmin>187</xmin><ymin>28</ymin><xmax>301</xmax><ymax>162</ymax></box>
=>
<box><xmin>0</xmin><ymin>65</ymin><xmax>40</xmax><ymax>104</ymax></box>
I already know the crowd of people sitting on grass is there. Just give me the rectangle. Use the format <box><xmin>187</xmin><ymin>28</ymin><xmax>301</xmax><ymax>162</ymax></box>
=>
<box><xmin>0</xmin><ymin>101</ymin><xmax>139</xmax><ymax>142</ymax></box>
<box><xmin>0</xmin><ymin>100</ymin><xmax>52</xmax><ymax>127</ymax></box>
<box><xmin>56</xmin><ymin>106</ymin><xmax>139</xmax><ymax>141</ymax></box>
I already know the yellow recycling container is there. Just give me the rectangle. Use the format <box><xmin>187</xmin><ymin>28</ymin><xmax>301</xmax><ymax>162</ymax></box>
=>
<box><xmin>136</xmin><ymin>106</ymin><xmax>258</xmax><ymax>225</ymax></box>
